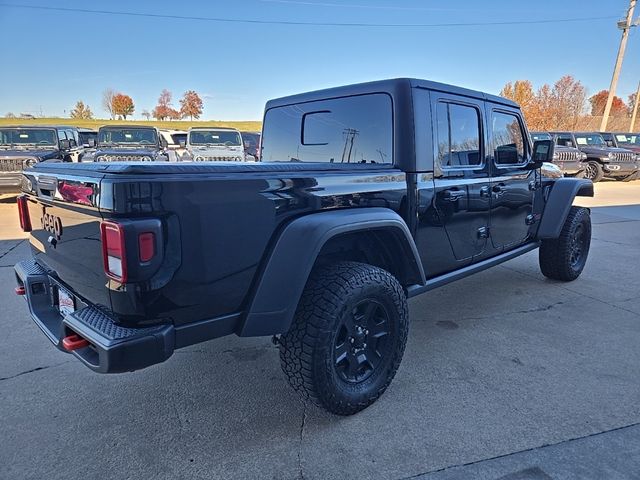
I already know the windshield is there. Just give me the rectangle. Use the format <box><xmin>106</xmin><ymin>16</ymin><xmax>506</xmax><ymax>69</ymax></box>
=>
<box><xmin>531</xmin><ymin>132</ymin><xmax>551</xmax><ymax>141</ymax></box>
<box><xmin>0</xmin><ymin>128</ymin><xmax>57</xmax><ymax>146</ymax></box>
<box><xmin>189</xmin><ymin>130</ymin><xmax>241</xmax><ymax>146</ymax></box>
<box><xmin>615</xmin><ymin>133</ymin><xmax>640</xmax><ymax>145</ymax></box>
<box><xmin>98</xmin><ymin>128</ymin><xmax>158</xmax><ymax>145</ymax></box>
<box><xmin>170</xmin><ymin>133</ymin><xmax>187</xmax><ymax>145</ymax></box>
<box><xmin>79</xmin><ymin>131</ymin><xmax>97</xmax><ymax>144</ymax></box>
<box><xmin>575</xmin><ymin>134</ymin><xmax>605</xmax><ymax>146</ymax></box>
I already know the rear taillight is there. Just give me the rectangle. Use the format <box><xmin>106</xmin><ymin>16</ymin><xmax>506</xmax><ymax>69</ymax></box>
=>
<box><xmin>100</xmin><ymin>221</ymin><xmax>127</xmax><ymax>282</ymax></box>
<box><xmin>16</xmin><ymin>195</ymin><xmax>32</xmax><ymax>232</ymax></box>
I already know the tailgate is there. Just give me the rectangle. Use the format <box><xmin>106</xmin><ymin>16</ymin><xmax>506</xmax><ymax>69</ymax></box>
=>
<box><xmin>23</xmin><ymin>169</ymin><xmax>109</xmax><ymax>310</ymax></box>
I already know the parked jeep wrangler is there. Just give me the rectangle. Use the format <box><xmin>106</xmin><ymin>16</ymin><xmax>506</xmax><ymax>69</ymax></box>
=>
<box><xmin>15</xmin><ymin>78</ymin><xmax>593</xmax><ymax>415</ymax></box>
<box><xmin>601</xmin><ymin>132</ymin><xmax>640</xmax><ymax>157</ymax></box>
<box><xmin>531</xmin><ymin>132</ymin><xmax>586</xmax><ymax>177</ymax></box>
<box><xmin>83</xmin><ymin>125</ymin><xmax>169</xmax><ymax>162</ymax></box>
<box><xmin>0</xmin><ymin>125</ymin><xmax>83</xmax><ymax>194</ymax></box>
<box><xmin>185</xmin><ymin>127</ymin><xmax>246</xmax><ymax>161</ymax></box>
<box><xmin>551</xmin><ymin>131</ymin><xmax>638</xmax><ymax>182</ymax></box>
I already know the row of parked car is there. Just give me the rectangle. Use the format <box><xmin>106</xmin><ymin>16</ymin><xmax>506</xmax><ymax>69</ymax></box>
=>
<box><xmin>532</xmin><ymin>131</ymin><xmax>640</xmax><ymax>182</ymax></box>
<box><xmin>1</xmin><ymin>123</ymin><xmax>638</xmax><ymax>194</ymax></box>
<box><xmin>0</xmin><ymin>124</ymin><xmax>262</xmax><ymax>193</ymax></box>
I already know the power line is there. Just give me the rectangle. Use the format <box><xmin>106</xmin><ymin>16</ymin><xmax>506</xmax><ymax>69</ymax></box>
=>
<box><xmin>0</xmin><ymin>2</ymin><xmax>619</xmax><ymax>28</ymax></box>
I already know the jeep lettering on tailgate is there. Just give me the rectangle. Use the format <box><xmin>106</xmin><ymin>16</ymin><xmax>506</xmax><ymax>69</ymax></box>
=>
<box><xmin>41</xmin><ymin>209</ymin><xmax>63</xmax><ymax>240</ymax></box>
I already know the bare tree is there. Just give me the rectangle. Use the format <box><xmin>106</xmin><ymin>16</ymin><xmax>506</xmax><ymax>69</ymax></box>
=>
<box><xmin>102</xmin><ymin>88</ymin><xmax>116</xmax><ymax>119</ymax></box>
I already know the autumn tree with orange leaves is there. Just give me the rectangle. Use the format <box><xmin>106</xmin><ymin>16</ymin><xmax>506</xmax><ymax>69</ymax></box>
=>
<box><xmin>500</xmin><ymin>75</ymin><xmax>588</xmax><ymax>131</ymax></box>
<box><xmin>152</xmin><ymin>89</ymin><xmax>180</xmax><ymax>121</ymax></box>
<box><xmin>111</xmin><ymin>93</ymin><xmax>135</xmax><ymax>120</ymax></box>
<box><xmin>179</xmin><ymin>90</ymin><xmax>203</xmax><ymax>120</ymax></box>
<box><xmin>589</xmin><ymin>90</ymin><xmax>627</xmax><ymax>117</ymax></box>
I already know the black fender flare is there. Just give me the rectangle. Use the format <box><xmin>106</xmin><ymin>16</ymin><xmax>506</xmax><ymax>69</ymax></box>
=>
<box><xmin>536</xmin><ymin>178</ymin><xmax>594</xmax><ymax>239</ymax></box>
<box><xmin>239</xmin><ymin>208</ymin><xmax>425</xmax><ymax>337</ymax></box>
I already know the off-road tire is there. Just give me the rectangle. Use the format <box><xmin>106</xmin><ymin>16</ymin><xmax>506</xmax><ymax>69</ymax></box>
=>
<box><xmin>539</xmin><ymin>206</ymin><xmax>591</xmax><ymax>281</ymax></box>
<box><xmin>279</xmin><ymin>261</ymin><xmax>409</xmax><ymax>415</ymax></box>
<box><xmin>584</xmin><ymin>161</ymin><xmax>604</xmax><ymax>182</ymax></box>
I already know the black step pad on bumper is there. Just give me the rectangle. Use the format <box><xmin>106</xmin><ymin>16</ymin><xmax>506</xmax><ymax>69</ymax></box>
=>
<box><xmin>64</xmin><ymin>307</ymin><xmax>174</xmax><ymax>373</ymax></box>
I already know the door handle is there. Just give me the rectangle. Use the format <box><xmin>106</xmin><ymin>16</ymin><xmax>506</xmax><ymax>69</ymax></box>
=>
<box><xmin>443</xmin><ymin>190</ymin><xmax>465</xmax><ymax>201</ymax></box>
<box><xmin>492</xmin><ymin>184</ymin><xmax>506</xmax><ymax>197</ymax></box>
<box><xmin>479</xmin><ymin>186</ymin><xmax>491</xmax><ymax>198</ymax></box>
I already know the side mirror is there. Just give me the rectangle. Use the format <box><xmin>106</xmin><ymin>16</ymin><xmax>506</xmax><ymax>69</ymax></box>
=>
<box><xmin>59</xmin><ymin>139</ymin><xmax>71</xmax><ymax>150</ymax></box>
<box><xmin>531</xmin><ymin>139</ymin><xmax>554</xmax><ymax>168</ymax></box>
<box><xmin>87</xmin><ymin>139</ymin><xmax>96</xmax><ymax>148</ymax></box>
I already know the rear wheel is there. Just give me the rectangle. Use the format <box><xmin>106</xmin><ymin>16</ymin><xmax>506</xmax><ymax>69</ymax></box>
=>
<box><xmin>279</xmin><ymin>261</ymin><xmax>409</xmax><ymax>415</ymax></box>
<box><xmin>583</xmin><ymin>161</ymin><xmax>603</xmax><ymax>182</ymax></box>
<box><xmin>539</xmin><ymin>206</ymin><xmax>591</xmax><ymax>281</ymax></box>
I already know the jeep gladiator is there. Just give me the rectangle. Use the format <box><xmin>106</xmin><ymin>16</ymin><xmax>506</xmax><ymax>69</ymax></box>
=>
<box><xmin>15</xmin><ymin>78</ymin><xmax>593</xmax><ymax>415</ymax></box>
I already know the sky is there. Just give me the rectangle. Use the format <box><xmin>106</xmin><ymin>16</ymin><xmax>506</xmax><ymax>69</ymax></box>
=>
<box><xmin>0</xmin><ymin>0</ymin><xmax>638</xmax><ymax>121</ymax></box>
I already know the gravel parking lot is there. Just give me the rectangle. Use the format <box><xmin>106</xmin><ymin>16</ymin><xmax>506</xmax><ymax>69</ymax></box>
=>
<box><xmin>1</xmin><ymin>181</ymin><xmax>640</xmax><ymax>480</ymax></box>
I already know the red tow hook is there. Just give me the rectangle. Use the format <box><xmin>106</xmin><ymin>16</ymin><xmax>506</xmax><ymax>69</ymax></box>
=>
<box><xmin>15</xmin><ymin>286</ymin><xmax>26</xmax><ymax>296</ymax></box>
<box><xmin>62</xmin><ymin>334</ymin><xmax>90</xmax><ymax>351</ymax></box>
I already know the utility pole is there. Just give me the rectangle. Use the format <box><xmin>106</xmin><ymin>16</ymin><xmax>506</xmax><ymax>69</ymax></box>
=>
<box><xmin>630</xmin><ymin>80</ymin><xmax>640</xmax><ymax>132</ymax></box>
<box><xmin>600</xmin><ymin>0</ymin><xmax>637</xmax><ymax>132</ymax></box>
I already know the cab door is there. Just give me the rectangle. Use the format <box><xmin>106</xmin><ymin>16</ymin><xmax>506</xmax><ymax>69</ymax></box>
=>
<box><xmin>426</xmin><ymin>94</ymin><xmax>492</xmax><ymax>271</ymax></box>
<box><xmin>487</xmin><ymin>108</ymin><xmax>535</xmax><ymax>250</ymax></box>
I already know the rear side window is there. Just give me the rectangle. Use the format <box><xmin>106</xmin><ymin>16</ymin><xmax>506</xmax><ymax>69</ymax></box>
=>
<box><xmin>492</xmin><ymin>111</ymin><xmax>526</xmax><ymax>165</ymax></box>
<box><xmin>436</xmin><ymin>102</ymin><xmax>482</xmax><ymax>168</ymax></box>
<box><xmin>261</xmin><ymin>93</ymin><xmax>392</xmax><ymax>164</ymax></box>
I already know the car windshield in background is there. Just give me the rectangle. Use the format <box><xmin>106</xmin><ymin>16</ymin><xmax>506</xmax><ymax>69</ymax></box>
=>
<box><xmin>189</xmin><ymin>130</ymin><xmax>241</xmax><ymax>146</ymax></box>
<box><xmin>99</xmin><ymin>128</ymin><xmax>158</xmax><ymax>145</ymax></box>
<box><xmin>79</xmin><ymin>131</ymin><xmax>97</xmax><ymax>144</ymax></box>
<box><xmin>575</xmin><ymin>134</ymin><xmax>605</xmax><ymax>146</ymax></box>
<box><xmin>615</xmin><ymin>133</ymin><xmax>640</xmax><ymax>145</ymax></box>
<box><xmin>531</xmin><ymin>133</ymin><xmax>551</xmax><ymax>141</ymax></box>
<box><xmin>0</xmin><ymin>128</ymin><xmax>57</xmax><ymax>146</ymax></box>
<box><xmin>170</xmin><ymin>133</ymin><xmax>187</xmax><ymax>145</ymax></box>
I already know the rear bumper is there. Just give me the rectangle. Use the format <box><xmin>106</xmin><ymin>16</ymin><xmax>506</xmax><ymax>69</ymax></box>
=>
<box><xmin>14</xmin><ymin>259</ymin><xmax>175</xmax><ymax>373</ymax></box>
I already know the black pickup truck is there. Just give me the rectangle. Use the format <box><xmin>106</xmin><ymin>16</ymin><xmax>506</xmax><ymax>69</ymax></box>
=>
<box><xmin>14</xmin><ymin>79</ymin><xmax>593</xmax><ymax>415</ymax></box>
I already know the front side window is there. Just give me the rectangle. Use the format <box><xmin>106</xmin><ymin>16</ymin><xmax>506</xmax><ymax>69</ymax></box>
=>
<box><xmin>261</xmin><ymin>93</ymin><xmax>392</xmax><ymax>164</ymax></box>
<box><xmin>492</xmin><ymin>112</ymin><xmax>526</xmax><ymax>165</ymax></box>
<box><xmin>436</xmin><ymin>102</ymin><xmax>482</xmax><ymax>168</ymax></box>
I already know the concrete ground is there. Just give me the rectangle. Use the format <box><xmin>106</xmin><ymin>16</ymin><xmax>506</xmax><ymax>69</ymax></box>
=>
<box><xmin>1</xmin><ymin>181</ymin><xmax>639</xmax><ymax>480</ymax></box>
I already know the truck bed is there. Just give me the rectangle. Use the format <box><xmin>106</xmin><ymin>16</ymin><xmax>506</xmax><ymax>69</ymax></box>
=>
<box><xmin>21</xmin><ymin>161</ymin><xmax>409</xmax><ymax>328</ymax></box>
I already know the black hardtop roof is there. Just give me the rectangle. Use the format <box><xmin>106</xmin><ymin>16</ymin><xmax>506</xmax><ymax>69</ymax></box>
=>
<box><xmin>265</xmin><ymin>77</ymin><xmax>518</xmax><ymax>110</ymax></box>
<box><xmin>0</xmin><ymin>125</ymin><xmax>78</xmax><ymax>130</ymax></box>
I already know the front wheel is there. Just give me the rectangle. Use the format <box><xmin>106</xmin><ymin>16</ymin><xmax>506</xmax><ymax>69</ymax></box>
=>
<box><xmin>584</xmin><ymin>161</ymin><xmax>604</xmax><ymax>182</ymax></box>
<box><xmin>279</xmin><ymin>261</ymin><xmax>409</xmax><ymax>415</ymax></box>
<box><xmin>539</xmin><ymin>206</ymin><xmax>591</xmax><ymax>281</ymax></box>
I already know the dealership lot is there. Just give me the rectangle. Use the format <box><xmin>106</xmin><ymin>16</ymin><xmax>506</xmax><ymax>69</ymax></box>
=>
<box><xmin>1</xmin><ymin>181</ymin><xmax>640</xmax><ymax>480</ymax></box>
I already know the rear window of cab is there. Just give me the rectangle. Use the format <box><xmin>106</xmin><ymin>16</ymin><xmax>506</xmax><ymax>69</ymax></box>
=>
<box><xmin>261</xmin><ymin>93</ymin><xmax>393</xmax><ymax>164</ymax></box>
